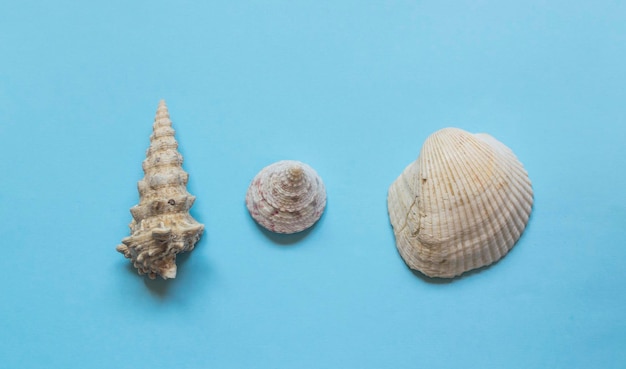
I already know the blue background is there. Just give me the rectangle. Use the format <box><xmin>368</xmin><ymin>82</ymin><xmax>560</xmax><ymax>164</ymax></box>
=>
<box><xmin>1</xmin><ymin>1</ymin><xmax>625</xmax><ymax>368</ymax></box>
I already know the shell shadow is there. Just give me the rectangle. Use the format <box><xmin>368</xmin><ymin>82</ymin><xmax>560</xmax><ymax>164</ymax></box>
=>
<box><xmin>142</xmin><ymin>270</ymin><xmax>172</xmax><ymax>297</ymax></box>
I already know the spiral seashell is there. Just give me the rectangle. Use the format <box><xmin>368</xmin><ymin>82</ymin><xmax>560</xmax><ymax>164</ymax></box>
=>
<box><xmin>246</xmin><ymin>160</ymin><xmax>326</xmax><ymax>234</ymax></box>
<box><xmin>116</xmin><ymin>100</ymin><xmax>204</xmax><ymax>279</ymax></box>
<box><xmin>387</xmin><ymin>127</ymin><xmax>533</xmax><ymax>278</ymax></box>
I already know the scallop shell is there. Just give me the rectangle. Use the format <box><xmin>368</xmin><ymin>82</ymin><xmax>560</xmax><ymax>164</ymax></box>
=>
<box><xmin>387</xmin><ymin>127</ymin><xmax>533</xmax><ymax>278</ymax></box>
<box><xmin>246</xmin><ymin>160</ymin><xmax>326</xmax><ymax>234</ymax></box>
<box><xmin>116</xmin><ymin>100</ymin><xmax>204</xmax><ymax>279</ymax></box>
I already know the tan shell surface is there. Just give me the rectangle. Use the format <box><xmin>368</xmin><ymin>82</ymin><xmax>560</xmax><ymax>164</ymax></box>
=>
<box><xmin>116</xmin><ymin>100</ymin><xmax>204</xmax><ymax>279</ymax></box>
<box><xmin>387</xmin><ymin>127</ymin><xmax>533</xmax><ymax>278</ymax></box>
<box><xmin>246</xmin><ymin>160</ymin><xmax>326</xmax><ymax>234</ymax></box>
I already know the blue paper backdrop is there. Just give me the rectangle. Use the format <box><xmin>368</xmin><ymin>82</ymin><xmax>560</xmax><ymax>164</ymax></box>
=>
<box><xmin>1</xmin><ymin>1</ymin><xmax>625</xmax><ymax>368</ymax></box>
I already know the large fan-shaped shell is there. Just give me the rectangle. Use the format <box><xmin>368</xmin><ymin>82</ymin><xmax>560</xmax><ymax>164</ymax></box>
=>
<box><xmin>116</xmin><ymin>100</ymin><xmax>204</xmax><ymax>279</ymax></box>
<box><xmin>387</xmin><ymin>127</ymin><xmax>533</xmax><ymax>278</ymax></box>
<box><xmin>246</xmin><ymin>160</ymin><xmax>326</xmax><ymax>234</ymax></box>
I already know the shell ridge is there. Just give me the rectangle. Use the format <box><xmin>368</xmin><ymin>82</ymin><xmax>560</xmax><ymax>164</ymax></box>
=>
<box><xmin>451</xmin><ymin>132</ymin><xmax>502</xmax><ymax>273</ymax></box>
<box><xmin>414</xmin><ymin>140</ymin><xmax>436</xmax><ymax>270</ymax></box>
<box><xmin>424</xmin><ymin>132</ymin><xmax>461</xmax><ymax>273</ymax></box>
<box><xmin>497</xmin><ymin>167</ymin><xmax>531</xmax><ymax>235</ymax></box>
<box><xmin>507</xmin><ymin>169</ymin><xmax>534</xmax><ymax>210</ymax></box>
<box><xmin>466</xmin><ymin>136</ymin><xmax>516</xmax><ymax>264</ymax></box>
<box><xmin>476</xmin><ymin>150</ymin><xmax>513</xmax><ymax>261</ymax></box>
<box><xmin>433</xmin><ymin>132</ymin><xmax>466</xmax><ymax>275</ymax></box>
<box><xmin>481</xmin><ymin>143</ymin><xmax>533</xmax><ymax>238</ymax></box>
<box><xmin>470</xmin><ymin>133</ymin><xmax>534</xmax><ymax>263</ymax></box>
<box><xmin>474</xmin><ymin>135</ymin><xmax>524</xmax><ymax>261</ymax></box>
<box><xmin>477</xmin><ymin>136</ymin><xmax>534</xmax><ymax>210</ymax></box>
<box><xmin>434</xmin><ymin>131</ymin><xmax>487</xmax><ymax>275</ymax></box>
<box><xmin>452</xmin><ymin>132</ymin><xmax>496</xmax><ymax>271</ymax></box>
<box><xmin>441</xmin><ymin>132</ymin><xmax>486</xmax><ymax>275</ymax></box>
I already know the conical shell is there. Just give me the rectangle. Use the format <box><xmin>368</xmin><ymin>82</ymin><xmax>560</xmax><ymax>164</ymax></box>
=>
<box><xmin>116</xmin><ymin>100</ymin><xmax>204</xmax><ymax>279</ymax></box>
<box><xmin>246</xmin><ymin>160</ymin><xmax>326</xmax><ymax>234</ymax></box>
<box><xmin>387</xmin><ymin>127</ymin><xmax>533</xmax><ymax>278</ymax></box>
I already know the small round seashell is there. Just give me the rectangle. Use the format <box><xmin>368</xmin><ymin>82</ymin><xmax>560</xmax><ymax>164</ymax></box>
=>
<box><xmin>387</xmin><ymin>127</ymin><xmax>533</xmax><ymax>278</ymax></box>
<box><xmin>246</xmin><ymin>160</ymin><xmax>326</xmax><ymax>234</ymax></box>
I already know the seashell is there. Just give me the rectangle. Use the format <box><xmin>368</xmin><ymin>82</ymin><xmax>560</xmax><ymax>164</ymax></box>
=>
<box><xmin>246</xmin><ymin>160</ymin><xmax>326</xmax><ymax>234</ymax></box>
<box><xmin>116</xmin><ymin>100</ymin><xmax>204</xmax><ymax>279</ymax></box>
<box><xmin>387</xmin><ymin>127</ymin><xmax>533</xmax><ymax>278</ymax></box>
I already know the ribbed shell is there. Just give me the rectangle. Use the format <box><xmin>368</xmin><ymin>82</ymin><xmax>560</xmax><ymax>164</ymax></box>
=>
<box><xmin>387</xmin><ymin>128</ymin><xmax>533</xmax><ymax>278</ymax></box>
<box><xmin>246</xmin><ymin>160</ymin><xmax>326</xmax><ymax>234</ymax></box>
<box><xmin>116</xmin><ymin>100</ymin><xmax>204</xmax><ymax>279</ymax></box>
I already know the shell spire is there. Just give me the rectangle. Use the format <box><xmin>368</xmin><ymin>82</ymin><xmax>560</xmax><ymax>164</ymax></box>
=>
<box><xmin>116</xmin><ymin>100</ymin><xmax>204</xmax><ymax>279</ymax></box>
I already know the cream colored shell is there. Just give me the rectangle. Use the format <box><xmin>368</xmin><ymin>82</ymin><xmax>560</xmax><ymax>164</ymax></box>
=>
<box><xmin>246</xmin><ymin>160</ymin><xmax>326</xmax><ymax>234</ymax></box>
<box><xmin>116</xmin><ymin>100</ymin><xmax>204</xmax><ymax>279</ymax></box>
<box><xmin>387</xmin><ymin>127</ymin><xmax>533</xmax><ymax>278</ymax></box>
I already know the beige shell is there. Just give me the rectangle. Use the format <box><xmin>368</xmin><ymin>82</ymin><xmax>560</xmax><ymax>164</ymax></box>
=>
<box><xmin>116</xmin><ymin>100</ymin><xmax>204</xmax><ymax>279</ymax></box>
<box><xmin>246</xmin><ymin>160</ymin><xmax>326</xmax><ymax>234</ymax></box>
<box><xmin>387</xmin><ymin>127</ymin><xmax>533</xmax><ymax>278</ymax></box>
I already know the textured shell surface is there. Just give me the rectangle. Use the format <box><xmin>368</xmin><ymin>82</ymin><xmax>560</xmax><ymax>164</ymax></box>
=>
<box><xmin>387</xmin><ymin>127</ymin><xmax>533</xmax><ymax>278</ymax></box>
<box><xmin>246</xmin><ymin>160</ymin><xmax>326</xmax><ymax>234</ymax></box>
<box><xmin>116</xmin><ymin>100</ymin><xmax>204</xmax><ymax>279</ymax></box>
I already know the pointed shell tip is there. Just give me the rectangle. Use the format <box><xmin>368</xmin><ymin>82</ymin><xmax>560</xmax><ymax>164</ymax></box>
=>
<box><xmin>287</xmin><ymin>164</ymin><xmax>304</xmax><ymax>179</ymax></box>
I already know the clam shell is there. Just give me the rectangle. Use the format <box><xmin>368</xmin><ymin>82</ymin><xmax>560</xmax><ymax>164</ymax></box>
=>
<box><xmin>387</xmin><ymin>127</ymin><xmax>533</xmax><ymax>278</ymax></box>
<box><xmin>246</xmin><ymin>160</ymin><xmax>326</xmax><ymax>234</ymax></box>
<box><xmin>116</xmin><ymin>100</ymin><xmax>204</xmax><ymax>279</ymax></box>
